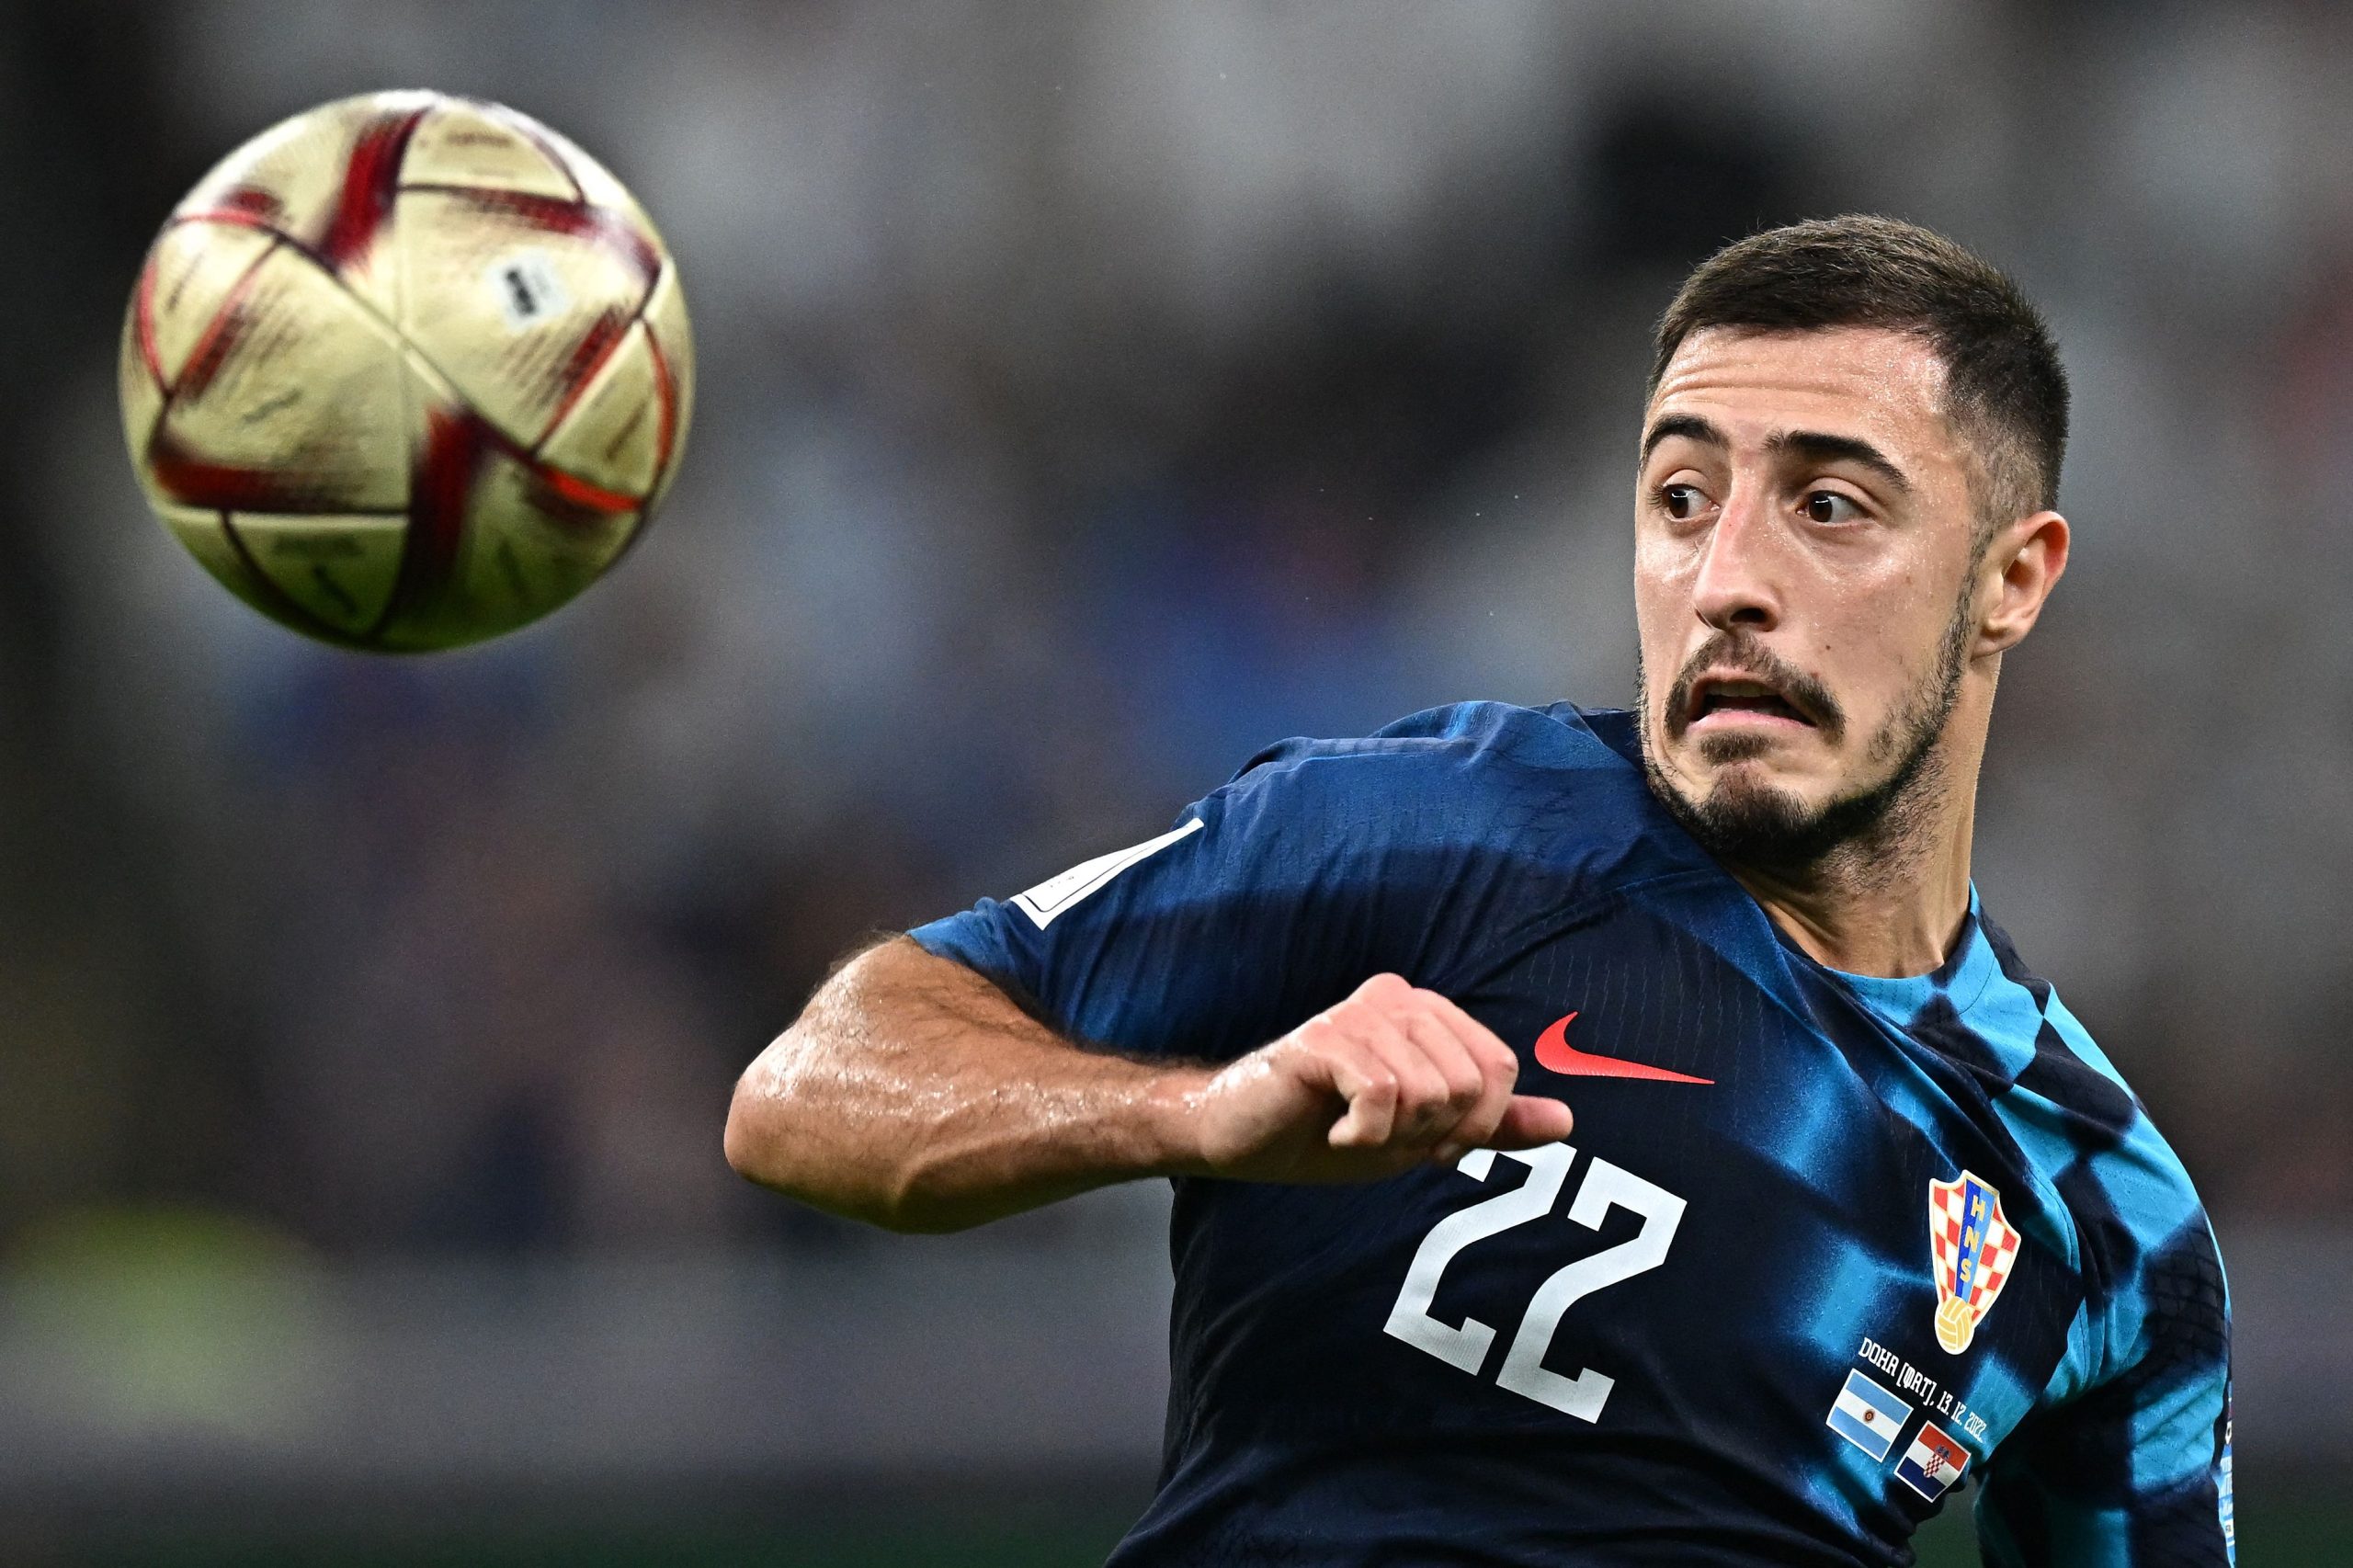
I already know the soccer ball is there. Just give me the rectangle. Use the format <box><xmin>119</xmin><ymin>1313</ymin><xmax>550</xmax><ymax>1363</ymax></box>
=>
<box><xmin>119</xmin><ymin>90</ymin><xmax>693</xmax><ymax>652</ymax></box>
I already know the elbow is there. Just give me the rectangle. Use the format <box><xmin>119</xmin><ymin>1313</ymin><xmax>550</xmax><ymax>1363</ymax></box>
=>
<box><xmin>721</xmin><ymin>1059</ymin><xmax>970</xmax><ymax>1234</ymax></box>
<box><xmin>722</xmin><ymin>1069</ymin><xmax>781</xmax><ymax>1187</ymax></box>
<box><xmin>723</xmin><ymin>1046</ymin><xmax>816</xmax><ymax>1194</ymax></box>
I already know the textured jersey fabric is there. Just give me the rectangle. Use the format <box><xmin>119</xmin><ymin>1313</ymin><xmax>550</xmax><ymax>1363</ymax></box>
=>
<box><xmin>909</xmin><ymin>700</ymin><xmax>2232</xmax><ymax>1567</ymax></box>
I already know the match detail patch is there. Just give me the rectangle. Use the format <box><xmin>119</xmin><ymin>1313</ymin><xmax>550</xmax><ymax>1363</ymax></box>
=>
<box><xmin>1826</xmin><ymin>1369</ymin><xmax>1912</xmax><ymax>1463</ymax></box>
<box><xmin>1011</xmin><ymin>817</ymin><xmax>1204</xmax><ymax>930</ymax></box>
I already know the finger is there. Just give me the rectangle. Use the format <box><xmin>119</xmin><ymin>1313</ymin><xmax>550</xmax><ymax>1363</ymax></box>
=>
<box><xmin>1428</xmin><ymin>1067</ymin><xmax>1517</xmax><ymax>1163</ymax></box>
<box><xmin>1314</xmin><ymin>1031</ymin><xmax>1401</xmax><ymax>1148</ymax></box>
<box><xmin>1484</xmin><ymin>1094</ymin><xmax>1574</xmax><ymax>1150</ymax></box>
<box><xmin>1395</xmin><ymin>1002</ymin><xmax>1494</xmax><ymax>1131</ymax></box>
<box><xmin>1429</xmin><ymin>1070</ymin><xmax>1519</xmax><ymax>1164</ymax></box>
<box><xmin>1347</xmin><ymin>971</ymin><xmax>1418</xmax><ymax>1007</ymax></box>
<box><xmin>1336</xmin><ymin>1006</ymin><xmax>1459</xmax><ymax>1146</ymax></box>
<box><xmin>1404</xmin><ymin>989</ymin><xmax>1519</xmax><ymax>1153</ymax></box>
<box><xmin>1413</xmin><ymin>988</ymin><xmax>1523</xmax><ymax>1090</ymax></box>
<box><xmin>1414</xmin><ymin>988</ymin><xmax>1518</xmax><ymax>1075</ymax></box>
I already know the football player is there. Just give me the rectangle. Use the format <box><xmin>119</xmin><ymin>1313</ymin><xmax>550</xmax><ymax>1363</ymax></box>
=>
<box><xmin>726</xmin><ymin>216</ymin><xmax>2232</xmax><ymax>1567</ymax></box>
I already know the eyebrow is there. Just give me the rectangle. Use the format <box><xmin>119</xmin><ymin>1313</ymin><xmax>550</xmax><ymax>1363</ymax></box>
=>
<box><xmin>1767</xmin><ymin>430</ymin><xmax>1912</xmax><ymax>495</ymax></box>
<box><xmin>1641</xmin><ymin>413</ymin><xmax>1722</xmax><ymax>462</ymax></box>
<box><xmin>1641</xmin><ymin>415</ymin><xmax>1914</xmax><ymax>496</ymax></box>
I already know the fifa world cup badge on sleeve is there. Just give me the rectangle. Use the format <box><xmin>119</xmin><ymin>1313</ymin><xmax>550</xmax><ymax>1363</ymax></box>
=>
<box><xmin>1927</xmin><ymin>1172</ymin><xmax>2018</xmax><ymax>1353</ymax></box>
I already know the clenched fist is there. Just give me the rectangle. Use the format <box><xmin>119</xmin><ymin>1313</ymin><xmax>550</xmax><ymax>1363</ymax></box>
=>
<box><xmin>1183</xmin><ymin>972</ymin><xmax>1574</xmax><ymax>1182</ymax></box>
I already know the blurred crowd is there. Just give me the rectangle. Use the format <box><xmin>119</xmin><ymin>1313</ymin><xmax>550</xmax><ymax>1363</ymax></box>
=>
<box><xmin>5</xmin><ymin>0</ymin><xmax>2352</xmax><ymax>1267</ymax></box>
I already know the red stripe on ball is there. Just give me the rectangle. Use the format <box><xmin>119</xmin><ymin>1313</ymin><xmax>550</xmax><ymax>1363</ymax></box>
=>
<box><xmin>319</xmin><ymin>108</ymin><xmax>428</xmax><ymax>270</ymax></box>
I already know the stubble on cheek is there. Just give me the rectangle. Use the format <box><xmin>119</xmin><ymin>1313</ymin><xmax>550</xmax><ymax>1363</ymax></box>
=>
<box><xmin>1634</xmin><ymin>590</ymin><xmax>1973</xmax><ymax>875</ymax></box>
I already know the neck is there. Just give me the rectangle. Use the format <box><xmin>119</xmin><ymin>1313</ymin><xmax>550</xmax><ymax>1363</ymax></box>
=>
<box><xmin>1728</xmin><ymin>812</ymin><xmax>1974</xmax><ymax>976</ymax></box>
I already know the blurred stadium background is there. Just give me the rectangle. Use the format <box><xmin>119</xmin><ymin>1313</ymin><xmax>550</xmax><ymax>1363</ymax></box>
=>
<box><xmin>2</xmin><ymin>1</ymin><xmax>2347</xmax><ymax>1562</ymax></box>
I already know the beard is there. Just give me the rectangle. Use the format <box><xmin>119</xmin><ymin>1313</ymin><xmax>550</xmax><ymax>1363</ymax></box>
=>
<box><xmin>1637</xmin><ymin>596</ymin><xmax>1973</xmax><ymax>880</ymax></box>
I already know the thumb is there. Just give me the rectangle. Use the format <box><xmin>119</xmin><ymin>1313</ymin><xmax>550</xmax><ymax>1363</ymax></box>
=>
<box><xmin>1483</xmin><ymin>1095</ymin><xmax>1574</xmax><ymax>1150</ymax></box>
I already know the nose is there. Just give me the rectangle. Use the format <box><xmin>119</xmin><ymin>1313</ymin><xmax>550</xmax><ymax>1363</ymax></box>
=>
<box><xmin>1688</xmin><ymin>482</ymin><xmax>1784</xmax><ymax>634</ymax></box>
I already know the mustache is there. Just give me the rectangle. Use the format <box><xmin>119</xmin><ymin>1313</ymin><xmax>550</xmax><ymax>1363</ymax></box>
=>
<box><xmin>1661</xmin><ymin>632</ymin><xmax>1847</xmax><ymax>742</ymax></box>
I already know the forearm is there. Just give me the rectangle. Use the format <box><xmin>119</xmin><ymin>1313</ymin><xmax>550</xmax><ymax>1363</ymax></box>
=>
<box><xmin>724</xmin><ymin>937</ymin><xmax>1211</xmax><ymax>1232</ymax></box>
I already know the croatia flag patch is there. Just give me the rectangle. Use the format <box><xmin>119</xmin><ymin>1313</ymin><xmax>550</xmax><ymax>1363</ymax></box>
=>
<box><xmin>1826</xmin><ymin>1369</ymin><xmax>1912</xmax><ymax>1462</ymax></box>
<box><xmin>1895</xmin><ymin>1420</ymin><xmax>1971</xmax><ymax>1502</ymax></box>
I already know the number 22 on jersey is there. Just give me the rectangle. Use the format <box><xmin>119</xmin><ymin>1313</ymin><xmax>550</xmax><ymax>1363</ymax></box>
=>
<box><xmin>1382</xmin><ymin>1142</ymin><xmax>1686</xmax><ymax>1423</ymax></box>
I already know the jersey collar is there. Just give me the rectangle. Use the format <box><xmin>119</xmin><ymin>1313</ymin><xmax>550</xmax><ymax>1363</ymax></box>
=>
<box><xmin>1807</xmin><ymin>886</ymin><xmax>2000</xmax><ymax>1028</ymax></box>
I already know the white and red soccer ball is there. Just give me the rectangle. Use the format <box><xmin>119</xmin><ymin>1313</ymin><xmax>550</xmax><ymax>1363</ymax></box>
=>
<box><xmin>120</xmin><ymin>90</ymin><xmax>693</xmax><ymax>651</ymax></box>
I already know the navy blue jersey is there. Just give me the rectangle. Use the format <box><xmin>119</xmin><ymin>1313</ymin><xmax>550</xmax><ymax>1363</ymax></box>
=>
<box><xmin>910</xmin><ymin>702</ymin><xmax>2232</xmax><ymax>1567</ymax></box>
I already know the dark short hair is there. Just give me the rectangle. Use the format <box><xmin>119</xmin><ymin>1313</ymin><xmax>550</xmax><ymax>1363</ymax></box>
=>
<box><xmin>1649</xmin><ymin>215</ymin><xmax>2068</xmax><ymax>528</ymax></box>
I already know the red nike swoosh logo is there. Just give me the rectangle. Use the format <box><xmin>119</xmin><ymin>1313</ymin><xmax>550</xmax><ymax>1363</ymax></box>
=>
<box><xmin>1532</xmin><ymin>1012</ymin><xmax>1713</xmax><ymax>1084</ymax></box>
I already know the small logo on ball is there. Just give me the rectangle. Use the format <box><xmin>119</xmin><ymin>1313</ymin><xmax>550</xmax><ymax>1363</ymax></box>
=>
<box><xmin>487</xmin><ymin>250</ymin><xmax>568</xmax><ymax>329</ymax></box>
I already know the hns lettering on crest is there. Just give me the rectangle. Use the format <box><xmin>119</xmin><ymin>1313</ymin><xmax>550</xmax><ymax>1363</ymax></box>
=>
<box><xmin>1825</xmin><ymin>1369</ymin><xmax>1912</xmax><ymax>1463</ymax></box>
<box><xmin>1928</xmin><ymin>1170</ymin><xmax>2019</xmax><ymax>1354</ymax></box>
<box><xmin>1895</xmin><ymin>1420</ymin><xmax>1971</xmax><ymax>1503</ymax></box>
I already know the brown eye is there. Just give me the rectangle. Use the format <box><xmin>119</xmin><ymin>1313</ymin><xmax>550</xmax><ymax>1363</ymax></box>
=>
<box><xmin>1803</xmin><ymin>491</ymin><xmax>1862</xmax><ymax>525</ymax></box>
<box><xmin>1662</xmin><ymin>483</ymin><xmax>1704</xmax><ymax>520</ymax></box>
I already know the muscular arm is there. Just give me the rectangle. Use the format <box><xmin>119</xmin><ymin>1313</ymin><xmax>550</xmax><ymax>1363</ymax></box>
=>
<box><xmin>724</xmin><ymin>937</ymin><xmax>1197</xmax><ymax>1231</ymax></box>
<box><xmin>723</xmin><ymin>937</ymin><xmax>1574</xmax><ymax>1233</ymax></box>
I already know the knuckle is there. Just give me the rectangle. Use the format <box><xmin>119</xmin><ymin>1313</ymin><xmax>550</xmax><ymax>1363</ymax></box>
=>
<box><xmin>1306</xmin><ymin>1018</ymin><xmax>1366</xmax><ymax>1059</ymax></box>
<box><xmin>1295</xmin><ymin>1013</ymin><xmax>1341</xmax><ymax>1046</ymax></box>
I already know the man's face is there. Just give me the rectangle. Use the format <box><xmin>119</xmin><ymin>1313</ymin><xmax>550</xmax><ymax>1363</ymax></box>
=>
<box><xmin>1632</xmin><ymin>325</ymin><xmax>1987</xmax><ymax>866</ymax></box>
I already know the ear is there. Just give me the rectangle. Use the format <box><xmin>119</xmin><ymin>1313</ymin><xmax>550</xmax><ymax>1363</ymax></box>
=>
<box><xmin>1976</xmin><ymin>510</ymin><xmax>2069</xmax><ymax>655</ymax></box>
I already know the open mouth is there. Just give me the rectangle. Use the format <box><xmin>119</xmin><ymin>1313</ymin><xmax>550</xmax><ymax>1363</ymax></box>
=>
<box><xmin>1687</xmin><ymin>675</ymin><xmax>1817</xmax><ymax>731</ymax></box>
